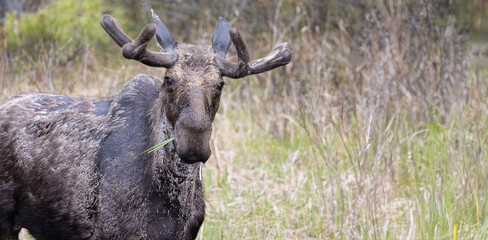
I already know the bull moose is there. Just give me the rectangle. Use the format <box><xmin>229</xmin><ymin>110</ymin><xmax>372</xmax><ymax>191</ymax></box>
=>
<box><xmin>0</xmin><ymin>10</ymin><xmax>291</xmax><ymax>240</ymax></box>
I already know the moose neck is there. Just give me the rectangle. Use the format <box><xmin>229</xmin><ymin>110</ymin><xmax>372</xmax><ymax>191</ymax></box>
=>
<box><xmin>146</xmin><ymin>89</ymin><xmax>205</xmax><ymax>239</ymax></box>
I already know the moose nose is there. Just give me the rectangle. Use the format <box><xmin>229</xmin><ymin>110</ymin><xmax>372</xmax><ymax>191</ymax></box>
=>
<box><xmin>174</xmin><ymin>119</ymin><xmax>212</xmax><ymax>164</ymax></box>
<box><xmin>177</xmin><ymin>147</ymin><xmax>211</xmax><ymax>164</ymax></box>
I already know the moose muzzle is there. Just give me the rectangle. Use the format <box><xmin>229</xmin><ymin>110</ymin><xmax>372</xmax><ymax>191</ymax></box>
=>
<box><xmin>174</xmin><ymin>112</ymin><xmax>212</xmax><ymax>164</ymax></box>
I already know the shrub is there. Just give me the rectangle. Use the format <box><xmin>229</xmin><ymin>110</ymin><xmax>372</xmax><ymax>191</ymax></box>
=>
<box><xmin>3</xmin><ymin>0</ymin><xmax>125</xmax><ymax>57</ymax></box>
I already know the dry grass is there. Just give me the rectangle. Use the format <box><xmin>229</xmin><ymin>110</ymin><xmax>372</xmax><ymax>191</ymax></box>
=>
<box><xmin>2</xmin><ymin>0</ymin><xmax>488</xmax><ymax>239</ymax></box>
<box><xmin>201</xmin><ymin>1</ymin><xmax>488</xmax><ymax>239</ymax></box>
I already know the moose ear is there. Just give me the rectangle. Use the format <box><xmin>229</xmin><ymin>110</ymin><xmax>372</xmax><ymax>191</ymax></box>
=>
<box><xmin>212</xmin><ymin>17</ymin><xmax>231</xmax><ymax>59</ymax></box>
<box><xmin>151</xmin><ymin>9</ymin><xmax>177</xmax><ymax>52</ymax></box>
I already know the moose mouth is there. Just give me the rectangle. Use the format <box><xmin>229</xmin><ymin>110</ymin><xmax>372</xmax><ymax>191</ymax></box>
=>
<box><xmin>174</xmin><ymin>121</ymin><xmax>212</xmax><ymax>164</ymax></box>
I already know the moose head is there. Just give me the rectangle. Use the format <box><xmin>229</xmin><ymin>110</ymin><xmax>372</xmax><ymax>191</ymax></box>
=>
<box><xmin>100</xmin><ymin>10</ymin><xmax>292</xmax><ymax>164</ymax></box>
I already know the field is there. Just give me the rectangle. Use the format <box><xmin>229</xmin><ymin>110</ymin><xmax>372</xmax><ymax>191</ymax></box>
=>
<box><xmin>2</xmin><ymin>0</ymin><xmax>488</xmax><ymax>239</ymax></box>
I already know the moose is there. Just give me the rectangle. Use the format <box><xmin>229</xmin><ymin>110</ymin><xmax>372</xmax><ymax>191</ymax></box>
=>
<box><xmin>0</xmin><ymin>10</ymin><xmax>291</xmax><ymax>240</ymax></box>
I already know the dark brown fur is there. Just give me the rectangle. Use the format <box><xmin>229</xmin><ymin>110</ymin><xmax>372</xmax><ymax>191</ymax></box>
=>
<box><xmin>0</xmin><ymin>60</ymin><xmax>216</xmax><ymax>239</ymax></box>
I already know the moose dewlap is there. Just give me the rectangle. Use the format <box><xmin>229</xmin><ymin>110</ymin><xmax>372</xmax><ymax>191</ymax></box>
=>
<box><xmin>0</xmin><ymin>10</ymin><xmax>291</xmax><ymax>240</ymax></box>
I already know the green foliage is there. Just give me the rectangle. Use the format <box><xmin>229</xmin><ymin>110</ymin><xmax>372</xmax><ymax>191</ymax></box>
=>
<box><xmin>3</xmin><ymin>0</ymin><xmax>125</xmax><ymax>53</ymax></box>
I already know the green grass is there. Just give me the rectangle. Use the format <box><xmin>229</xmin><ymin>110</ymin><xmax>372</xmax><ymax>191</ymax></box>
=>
<box><xmin>198</xmin><ymin>96</ymin><xmax>488</xmax><ymax>239</ymax></box>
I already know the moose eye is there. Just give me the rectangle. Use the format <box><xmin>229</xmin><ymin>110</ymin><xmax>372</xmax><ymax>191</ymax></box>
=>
<box><xmin>217</xmin><ymin>81</ymin><xmax>225</xmax><ymax>90</ymax></box>
<box><xmin>164</xmin><ymin>76</ymin><xmax>173</xmax><ymax>85</ymax></box>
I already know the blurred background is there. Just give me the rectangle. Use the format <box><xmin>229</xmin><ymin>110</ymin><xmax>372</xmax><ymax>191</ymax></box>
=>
<box><xmin>2</xmin><ymin>0</ymin><xmax>488</xmax><ymax>239</ymax></box>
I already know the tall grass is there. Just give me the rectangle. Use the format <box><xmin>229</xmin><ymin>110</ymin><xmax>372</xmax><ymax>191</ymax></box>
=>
<box><xmin>202</xmin><ymin>0</ymin><xmax>488</xmax><ymax>239</ymax></box>
<box><xmin>2</xmin><ymin>0</ymin><xmax>488</xmax><ymax>239</ymax></box>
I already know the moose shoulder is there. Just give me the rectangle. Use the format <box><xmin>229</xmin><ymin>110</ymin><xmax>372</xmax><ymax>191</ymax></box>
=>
<box><xmin>0</xmin><ymin>10</ymin><xmax>291</xmax><ymax>240</ymax></box>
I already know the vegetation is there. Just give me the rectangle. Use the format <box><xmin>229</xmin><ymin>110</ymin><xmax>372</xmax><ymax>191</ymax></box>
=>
<box><xmin>3</xmin><ymin>0</ymin><xmax>126</xmax><ymax>57</ymax></box>
<box><xmin>2</xmin><ymin>0</ymin><xmax>488</xmax><ymax>239</ymax></box>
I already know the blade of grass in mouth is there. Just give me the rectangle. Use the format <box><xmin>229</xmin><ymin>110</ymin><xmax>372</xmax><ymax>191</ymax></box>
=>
<box><xmin>142</xmin><ymin>137</ymin><xmax>175</xmax><ymax>154</ymax></box>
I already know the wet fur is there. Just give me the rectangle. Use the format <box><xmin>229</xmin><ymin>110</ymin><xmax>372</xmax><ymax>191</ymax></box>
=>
<box><xmin>0</xmin><ymin>74</ymin><xmax>204</xmax><ymax>239</ymax></box>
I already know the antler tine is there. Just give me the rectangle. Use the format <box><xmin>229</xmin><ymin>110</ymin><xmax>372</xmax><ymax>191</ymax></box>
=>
<box><xmin>248</xmin><ymin>42</ymin><xmax>292</xmax><ymax>75</ymax></box>
<box><xmin>100</xmin><ymin>14</ymin><xmax>177</xmax><ymax>68</ymax></box>
<box><xmin>215</xmin><ymin>27</ymin><xmax>292</xmax><ymax>79</ymax></box>
<box><xmin>100</xmin><ymin>14</ymin><xmax>132</xmax><ymax>47</ymax></box>
<box><xmin>229</xmin><ymin>28</ymin><xmax>251</xmax><ymax>64</ymax></box>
